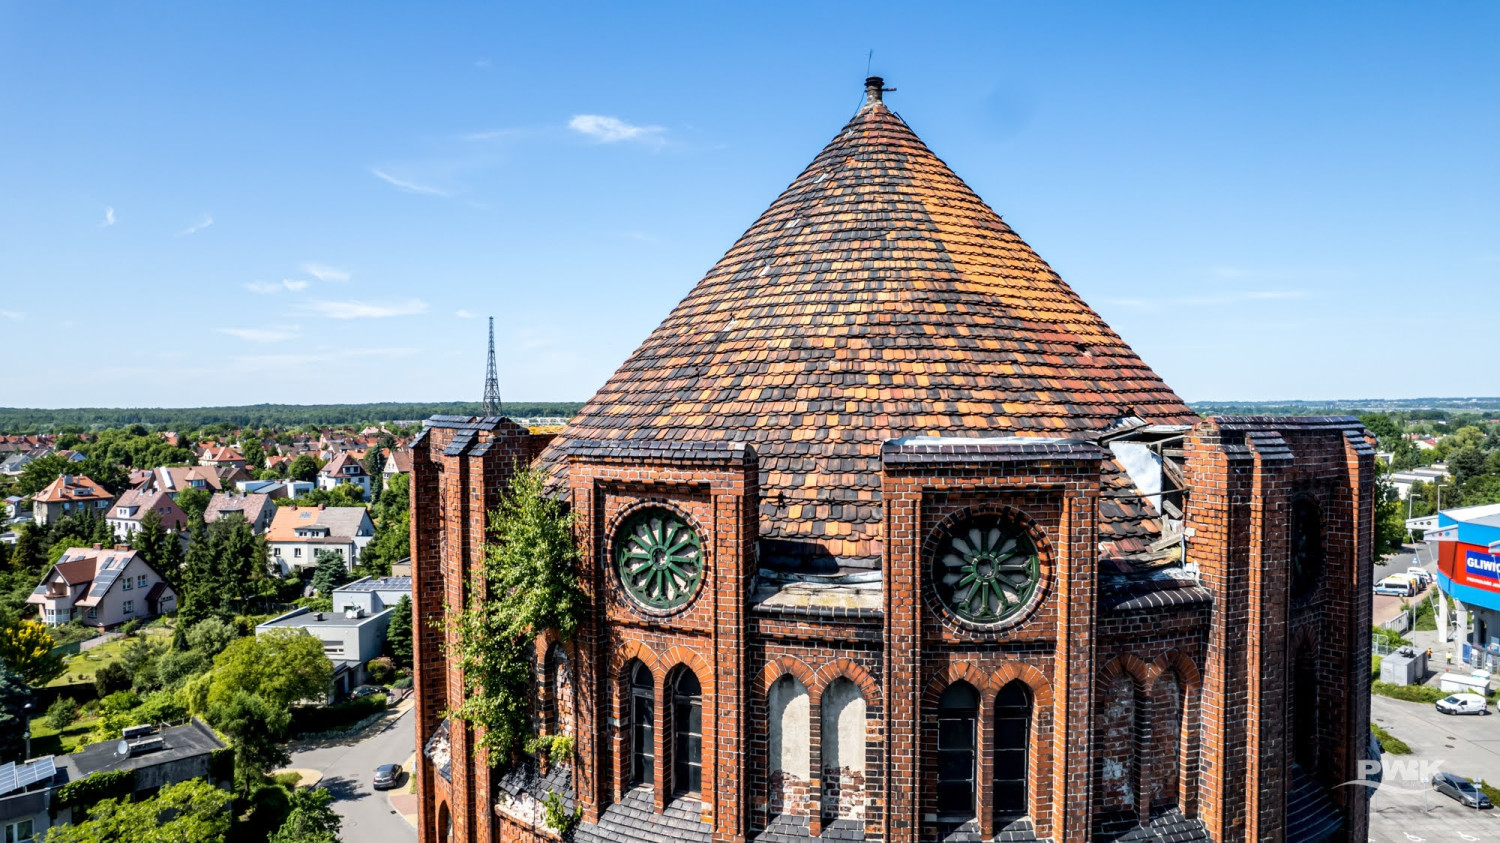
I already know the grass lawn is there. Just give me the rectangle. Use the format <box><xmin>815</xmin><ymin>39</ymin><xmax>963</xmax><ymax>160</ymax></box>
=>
<box><xmin>27</xmin><ymin>714</ymin><xmax>100</xmax><ymax>756</ymax></box>
<box><xmin>46</xmin><ymin>626</ymin><xmax>174</xmax><ymax>688</ymax></box>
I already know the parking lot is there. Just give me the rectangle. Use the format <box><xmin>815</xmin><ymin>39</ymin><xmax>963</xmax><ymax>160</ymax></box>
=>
<box><xmin>1369</xmin><ymin>694</ymin><xmax>1500</xmax><ymax>841</ymax></box>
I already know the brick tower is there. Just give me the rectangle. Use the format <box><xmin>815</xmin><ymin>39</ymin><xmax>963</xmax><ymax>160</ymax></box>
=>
<box><xmin>410</xmin><ymin>77</ymin><xmax>1374</xmax><ymax>843</ymax></box>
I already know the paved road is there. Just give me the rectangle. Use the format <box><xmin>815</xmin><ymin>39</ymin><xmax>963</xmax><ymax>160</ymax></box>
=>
<box><xmin>288</xmin><ymin>707</ymin><xmax>417</xmax><ymax>842</ymax></box>
<box><xmin>1369</xmin><ymin>694</ymin><xmax>1500</xmax><ymax>842</ymax></box>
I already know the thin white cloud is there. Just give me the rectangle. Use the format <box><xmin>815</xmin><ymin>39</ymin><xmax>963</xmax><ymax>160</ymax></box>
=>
<box><xmin>219</xmin><ymin>326</ymin><xmax>300</xmax><ymax>343</ymax></box>
<box><xmin>176</xmin><ymin>214</ymin><xmax>214</xmax><ymax>236</ymax></box>
<box><xmin>371</xmin><ymin>169</ymin><xmax>451</xmax><ymax>197</ymax></box>
<box><xmin>301</xmin><ymin>263</ymin><xmax>350</xmax><ymax>283</ymax></box>
<box><xmin>0</xmin><ymin>310</ymin><xmax>22</xmax><ymax>320</ymax></box>
<box><xmin>569</xmin><ymin>114</ymin><xmax>665</xmax><ymax>145</ymax></box>
<box><xmin>245</xmin><ymin>279</ymin><xmax>309</xmax><ymax>294</ymax></box>
<box><xmin>100</xmin><ymin>206</ymin><xmax>115</xmax><ymax>227</ymax></box>
<box><xmin>474</xmin><ymin>58</ymin><xmax>492</xmax><ymax>70</ymax></box>
<box><xmin>455</xmin><ymin>309</ymin><xmax>480</xmax><ymax>318</ymax></box>
<box><xmin>302</xmin><ymin>299</ymin><xmax>429</xmax><ymax>319</ymax></box>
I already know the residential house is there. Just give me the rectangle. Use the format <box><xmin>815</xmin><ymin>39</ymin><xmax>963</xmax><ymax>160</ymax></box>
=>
<box><xmin>203</xmin><ymin>492</ymin><xmax>275</xmax><ymax>534</ymax></box>
<box><xmin>0</xmin><ymin>450</ymin><xmax>43</xmax><ymax>477</ymax></box>
<box><xmin>213</xmin><ymin>464</ymin><xmax>254</xmax><ymax>489</ymax></box>
<box><xmin>235</xmin><ymin>479</ymin><xmax>313</xmax><ymax>500</ymax></box>
<box><xmin>257</xmin><ymin>599</ymin><xmax>394</xmax><ymax>697</ymax></box>
<box><xmin>25</xmin><ymin>544</ymin><xmax>177</xmax><ymax>627</ymax></box>
<box><xmin>3</xmin><ymin>495</ymin><xmax>27</xmax><ymax>522</ymax></box>
<box><xmin>31</xmin><ymin>475</ymin><xmax>112</xmax><ymax>526</ymax></box>
<box><xmin>316</xmin><ymin>452</ymin><xmax>371</xmax><ymax>498</ymax></box>
<box><xmin>0</xmin><ymin>435</ymin><xmax>51</xmax><ymax>455</ymax></box>
<box><xmin>265</xmin><ymin>505</ymin><xmax>374</xmax><ymax>574</ymax></box>
<box><xmin>106</xmin><ymin>486</ymin><xmax>188</xmax><ymax>540</ymax></box>
<box><xmin>332</xmin><ymin>575</ymin><xmax>411</xmax><ymax>615</ymax></box>
<box><xmin>0</xmin><ymin>757</ymin><xmax>57</xmax><ymax>843</ymax></box>
<box><xmin>139</xmin><ymin>465</ymin><xmax>223</xmax><ymax>498</ymax></box>
<box><xmin>198</xmin><ymin>445</ymin><xmax>245</xmax><ymax>471</ymax></box>
<box><xmin>382</xmin><ymin>447</ymin><xmax>412</xmax><ymax>487</ymax></box>
<box><xmin>38</xmin><ymin>720</ymin><xmax>229</xmax><ymax>834</ymax></box>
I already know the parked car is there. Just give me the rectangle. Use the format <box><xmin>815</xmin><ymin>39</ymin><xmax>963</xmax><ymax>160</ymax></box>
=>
<box><xmin>1375</xmin><ymin>575</ymin><xmax>1414</xmax><ymax>597</ymax></box>
<box><xmin>1436</xmin><ymin>693</ymin><xmax>1489</xmax><ymax>715</ymax></box>
<box><xmin>351</xmin><ymin>685</ymin><xmax>383</xmax><ymax>699</ymax></box>
<box><xmin>1406</xmin><ymin>567</ymin><xmax>1433</xmax><ymax>587</ymax></box>
<box><xmin>1433</xmin><ymin>772</ymin><xmax>1492</xmax><ymax>809</ymax></box>
<box><xmin>373</xmin><ymin>763</ymin><xmax>403</xmax><ymax>790</ymax></box>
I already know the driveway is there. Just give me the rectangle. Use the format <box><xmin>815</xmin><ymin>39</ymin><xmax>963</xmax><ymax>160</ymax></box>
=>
<box><xmin>1369</xmin><ymin>694</ymin><xmax>1500</xmax><ymax>841</ymax></box>
<box><xmin>287</xmin><ymin>706</ymin><xmax>417</xmax><ymax>842</ymax></box>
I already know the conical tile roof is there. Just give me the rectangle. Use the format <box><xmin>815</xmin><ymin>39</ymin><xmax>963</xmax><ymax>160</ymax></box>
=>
<box><xmin>544</xmin><ymin>79</ymin><xmax>1196</xmax><ymax>571</ymax></box>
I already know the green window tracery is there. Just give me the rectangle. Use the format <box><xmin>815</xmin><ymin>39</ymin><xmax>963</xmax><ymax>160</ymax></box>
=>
<box><xmin>615</xmin><ymin>507</ymin><xmax>704</xmax><ymax>611</ymax></box>
<box><xmin>933</xmin><ymin>514</ymin><xmax>1040</xmax><ymax>624</ymax></box>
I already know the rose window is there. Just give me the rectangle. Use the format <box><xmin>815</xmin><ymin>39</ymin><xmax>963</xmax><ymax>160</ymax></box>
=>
<box><xmin>932</xmin><ymin>514</ymin><xmax>1040</xmax><ymax>624</ymax></box>
<box><xmin>615</xmin><ymin>508</ymin><xmax>704</xmax><ymax>611</ymax></box>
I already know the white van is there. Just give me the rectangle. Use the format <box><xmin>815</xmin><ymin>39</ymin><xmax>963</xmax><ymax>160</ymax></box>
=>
<box><xmin>1375</xmin><ymin>575</ymin><xmax>1414</xmax><ymax>597</ymax></box>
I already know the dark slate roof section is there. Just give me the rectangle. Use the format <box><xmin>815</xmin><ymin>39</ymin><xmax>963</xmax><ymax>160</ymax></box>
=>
<box><xmin>574</xmin><ymin>787</ymin><xmax>712</xmax><ymax>843</ymax></box>
<box><xmin>64</xmin><ymin>718</ymin><xmax>224</xmax><ymax>779</ymax></box>
<box><xmin>752</xmin><ymin>815</ymin><xmax>866</xmax><ymax>842</ymax></box>
<box><xmin>494</xmin><ymin>759</ymin><xmax>574</xmax><ymax>817</ymax></box>
<box><xmin>1101</xmin><ymin>585</ymin><xmax>1214</xmax><ymax>613</ymax></box>
<box><xmin>1211</xmin><ymin>416</ymin><xmax>1373</xmax><ymax>465</ymax></box>
<box><xmin>567</xmin><ymin>439</ymin><xmax>756</xmax><ymax>467</ymax></box>
<box><xmin>1113</xmin><ymin>809</ymin><xmax>1214</xmax><ymax>841</ymax></box>
<box><xmin>880</xmin><ymin>436</ymin><xmax>1106</xmax><ymax>467</ymax></box>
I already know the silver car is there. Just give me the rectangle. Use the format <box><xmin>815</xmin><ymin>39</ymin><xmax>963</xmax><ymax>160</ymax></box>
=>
<box><xmin>1433</xmin><ymin>772</ymin><xmax>1492</xmax><ymax>809</ymax></box>
<box><xmin>373</xmin><ymin>763</ymin><xmax>402</xmax><ymax>790</ymax></box>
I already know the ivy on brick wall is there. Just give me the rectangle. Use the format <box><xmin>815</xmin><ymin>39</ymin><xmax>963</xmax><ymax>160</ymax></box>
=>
<box><xmin>449</xmin><ymin>466</ymin><xmax>586</xmax><ymax>766</ymax></box>
<box><xmin>55</xmin><ymin>769</ymin><xmax>136</xmax><ymax>809</ymax></box>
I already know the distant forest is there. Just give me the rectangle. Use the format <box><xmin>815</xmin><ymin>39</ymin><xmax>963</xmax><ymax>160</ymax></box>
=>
<box><xmin>0</xmin><ymin>402</ymin><xmax>587</xmax><ymax>433</ymax></box>
<box><xmin>2</xmin><ymin>397</ymin><xmax>1496</xmax><ymax>433</ymax></box>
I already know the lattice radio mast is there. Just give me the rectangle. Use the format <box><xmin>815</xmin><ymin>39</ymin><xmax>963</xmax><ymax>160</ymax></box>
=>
<box><xmin>482</xmin><ymin>316</ymin><xmax>502</xmax><ymax>417</ymax></box>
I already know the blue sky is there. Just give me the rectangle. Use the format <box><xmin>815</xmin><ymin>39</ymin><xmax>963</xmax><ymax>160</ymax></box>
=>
<box><xmin>2</xmin><ymin>1</ymin><xmax>1496</xmax><ymax>408</ymax></box>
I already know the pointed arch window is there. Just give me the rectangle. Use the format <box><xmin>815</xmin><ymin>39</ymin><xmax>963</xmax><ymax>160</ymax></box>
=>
<box><xmin>673</xmin><ymin>669</ymin><xmax>703</xmax><ymax>795</ymax></box>
<box><xmin>936</xmin><ymin>681</ymin><xmax>979</xmax><ymax>819</ymax></box>
<box><xmin>629</xmin><ymin>662</ymin><xmax>655</xmax><ymax>788</ymax></box>
<box><xmin>993</xmin><ymin>680</ymin><xmax>1032</xmax><ymax>823</ymax></box>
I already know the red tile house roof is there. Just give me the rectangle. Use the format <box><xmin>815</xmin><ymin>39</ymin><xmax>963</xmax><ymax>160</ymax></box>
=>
<box><xmin>33</xmin><ymin>474</ymin><xmax>111</xmax><ymax>504</ymax></box>
<box><xmin>539</xmin><ymin>86</ymin><xmax>1196</xmax><ymax>570</ymax></box>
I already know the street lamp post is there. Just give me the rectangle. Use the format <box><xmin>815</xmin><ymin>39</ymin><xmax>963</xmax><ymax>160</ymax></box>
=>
<box><xmin>22</xmin><ymin>701</ymin><xmax>32</xmax><ymax>761</ymax></box>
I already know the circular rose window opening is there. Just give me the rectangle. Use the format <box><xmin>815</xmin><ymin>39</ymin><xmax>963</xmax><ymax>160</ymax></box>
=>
<box><xmin>615</xmin><ymin>507</ymin><xmax>704</xmax><ymax>612</ymax></box>
<box><xmin>932</xmin><ymin>513</ymin><xmax>1041</xmax><ymax>625</ymax></box>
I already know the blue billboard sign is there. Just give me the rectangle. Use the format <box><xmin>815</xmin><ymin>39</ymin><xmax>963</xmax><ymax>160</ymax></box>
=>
<box><xmin>1464</xmin><ymin>550</ymin><xmax>1500</xmax><ymax>590</ymax></box>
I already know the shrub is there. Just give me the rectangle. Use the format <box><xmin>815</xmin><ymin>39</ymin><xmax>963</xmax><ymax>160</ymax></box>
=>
<box><xmin>94</xmin><ymin>661</ymin><xmax>131</xmax><ymax>696</ymax></box>
<box><xmin>274</xmin><ymin>771</ymin><xmax>302</xmax><ymax>789</ymax></box>
<box><xmin>119</xmin><ymin>619</ymin><xmax>141</xmax><ymax>637</ymax></box>
<box><xmin>55</xmin><ymin>769</ymin><xmax>136</xmax><ymax>809</ymax></box>
<box><xmin>366</xmin><ymin>657</ymin><xmax>394</xmax><ymax>685</ymax></box>
<box><xmin>288</xmin><ymin>694</ymin><xmax>387</xmax><ymax>736</ymax></box>
<box><xmin>100</xmin><ymin>690</ymin><xmax>141</xmax><ymax>713</ymax></box>
<box><xmin>1371</xmin><ymin>655</ymin><xmax>1382</xmax><ymax>681</ymax></box>
<box><xmin>390</xmin><ymin>676</ymin><xmax>413</xmax><ymax>691</ymax></box>
<box><xmin>1371</xmin><ymin>681</ymin><xmax>1448</xmax><ymax>704</ymax></box>
<box><xmin>44</xmin><ymin>696</ymin><xmax>80</xmax><ymax>731</ymax></box>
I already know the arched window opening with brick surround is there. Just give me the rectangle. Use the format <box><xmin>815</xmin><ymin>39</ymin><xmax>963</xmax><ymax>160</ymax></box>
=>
<box><xmin>437</xmin><ymin>801</ymin><xmax>452</xmax><ymax>843</ymax></box>
<box><xmin>1149</xmin><ymin>673</ymin><xmax>1184</xmax><ymax>811</ymax></box>
<box><xmin>821</xmin><ymin>677</ymin><xmax>867</xmax><ymax>825</ymax></box>
<box><xmin>768</xmin><ymin>674</ymin><xmax>811</xmax><ymax>816</ymax></box>
<box><xmin>1291</xmin><ymin>653</ymin><xmax>1319</xmax><ymax>776</ymax></box>
<box><xmin>1094</xmin><ymin>669</ymin><xmax>1139</xmax><ymax>834</ymax></box>
<box><xmin>628</xmin><ymin>661</ymin><xmax>655</xmax><ymax>790</ymax></box>
<box><xmin>543</xmin><ymin>643</ymin><xmax>571</xmax><ymax>737</ymax></box>
<box><xmin>993</xmin><ymin>680</ymin><xmax>1031</xmax><ymax>824</ymax></box>
<box><xmin>936</xmin><ymin>681</ymin><xmax>979</xmax><ymax>822</ymax></box>
<box><xmin>671</xmin><ymin>668</ymin><xmax>703</xmax><ymax>796</ymax></box>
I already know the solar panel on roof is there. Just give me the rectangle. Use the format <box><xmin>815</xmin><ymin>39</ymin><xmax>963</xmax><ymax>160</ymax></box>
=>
<box><xmin>0</xmin><ymin>756</ymin><xmax>56</xmax><ymax>796</ymax></box>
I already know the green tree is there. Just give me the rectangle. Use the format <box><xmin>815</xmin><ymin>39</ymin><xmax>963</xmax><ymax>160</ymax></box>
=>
<box><xmin>184</xmin><ymin>616</ymin><xmax>238</xmax><ymax>659</ymax></box>
<box><xmin>0</xmin><ymin>616</ymin><xmax>64</xmax><ymax>686</ymax></box>
<box><xmin>179</xmin><ymin>516</ymin><xmax>268</xmax><ymax>623</ymax></box>
<box><xmin>244</xmin><ymin>441</ymin><xmax>267</xmax><ymax>471</ymax></box>
<box><xmin>288</xmin><ymin>455</ymin><xmax>319</xmax><ymax>483</ymax></box>
<box><xmin>176</xmin><ymin>488</ymin><xmax>212</xmax><ymax>525</ymax></box>
<box><xmin>94</xmin><ymin>662</ymin><xmax>132</xmax><ymax>697</ymax></box>
<box><xmin>209</xmin><ymin>690</ymin><xmax>291</xmax><ymax>796</ymax></box>
<box><xmin>359</xmin><ymin>473</ymin><xmax>408</xmax><ymax>577</ymax></box>
<box><xmin>450</xmin><ymin>466</ymin><xmax>586</xmax><ymax>764</ymax></box>
<box><xmin>1359</xmin><ymin>412</ymin><xmax>1401</xmax><ymax>447</ymax></box>
<box><xmin>1450</xmin><ymin>447</ymin><xmax>1487</xmax><ymax>485</ymax></box>
<box><xmin>10</xmin><ymin>525</ymin><xmax>44</xmax><ymax>574</ymax></box>
<box><xmin>132</xmin><ymin>510</ymin><xmax>182</xmax><ymax>579</ymax></box>
<box><xmin>15</xmin><ymin>454</ymin><xmax>75</xmax><ymax>496</ymax></box>
<box><xmin>269</xmin><ymin>786</ymin><xmax>343</xmax><ymax>843</ymax></box>
<box><xmin>0</xmin><ymin>662</ymin><xmax>34</xmax><ymax>764</ymax></box>
<box><xmin>386</xmin><ymin>595</ymin><xmax>413</xmax><ymax>670</ymax></box>
<box><xmin>43</xmin><ymin>777</ymin><xmax>232</xmax><ymax>843</ymax></box>
<box><xmin>203</xmin><ymin>629</ymin><xmax>332</xmax><ymax>711</ymax></box>
<box><xmin>310</xmin><ymin>550</ymin><xmax>348</xmax><ymax>597</ymax></box>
